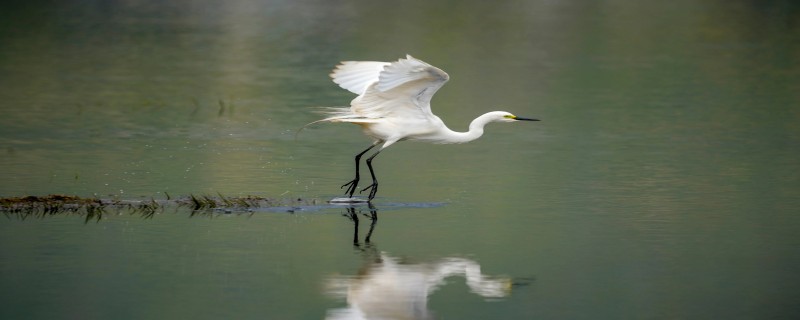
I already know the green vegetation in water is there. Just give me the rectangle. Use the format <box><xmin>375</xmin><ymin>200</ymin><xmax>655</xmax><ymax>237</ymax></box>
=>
<box><xmin>0</xmin><ymin>194</ymin><xmax>323</xmax><ymax>223</ymax></box>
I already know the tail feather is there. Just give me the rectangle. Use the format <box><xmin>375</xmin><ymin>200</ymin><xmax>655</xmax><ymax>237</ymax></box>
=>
<box><xmin>295</xmin><ymin>107</ymin><xmax>378</xmax><ymax>140</ymax></box>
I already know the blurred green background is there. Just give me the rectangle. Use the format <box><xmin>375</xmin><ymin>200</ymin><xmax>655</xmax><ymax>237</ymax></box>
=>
<box><xmin>1</xmin><ymin>0</ymin><xmax>798</xmax><ymax>319</ymax></box>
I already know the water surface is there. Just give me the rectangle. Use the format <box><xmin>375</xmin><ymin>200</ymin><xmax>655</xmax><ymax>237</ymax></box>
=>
<box><xmin>1</xmin><ymin>0</ymin><xmax>799</xmax><ymax>319</ymax></box>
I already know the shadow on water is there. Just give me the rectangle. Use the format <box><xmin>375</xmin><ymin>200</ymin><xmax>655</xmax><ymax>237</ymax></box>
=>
<box><xmin>327</xmin><ymin>204</ymin><xmax>534</xmax><ymax>320</ymax></box>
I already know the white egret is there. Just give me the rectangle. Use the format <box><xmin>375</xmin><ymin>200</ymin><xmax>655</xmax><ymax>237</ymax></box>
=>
<box><xmin>314</xmin><ymin>55</ymin><xmax>539</xmax><ymax>201</ymax></box>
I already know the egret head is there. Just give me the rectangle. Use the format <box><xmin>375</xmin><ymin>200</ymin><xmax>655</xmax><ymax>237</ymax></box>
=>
<box><xmin>497</xmin><ymin>111</ymin><xmax>540</xmax><ymax>123</ymax></box>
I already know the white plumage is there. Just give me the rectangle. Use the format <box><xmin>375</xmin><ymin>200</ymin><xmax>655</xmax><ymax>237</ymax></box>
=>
<box><xmin>330</xmin><ymin>61</ymin><xmax>390</xmax><ymax>95</ymax></box>
<box><xmin>316</xmin><ymin>55</ymin><xmax>539</xmax><ymax>201</ymax></box>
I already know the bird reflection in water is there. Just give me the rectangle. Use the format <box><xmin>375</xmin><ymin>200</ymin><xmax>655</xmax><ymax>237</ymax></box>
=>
<box><xmin>327</xmin><ymin>204</ymin><xmax>511</xmax><ymax>320</ymax></box>
<box><xmin>343</xmin><ymin>203</ymin><xmax>378</xmax><ymax>248</ymax></box>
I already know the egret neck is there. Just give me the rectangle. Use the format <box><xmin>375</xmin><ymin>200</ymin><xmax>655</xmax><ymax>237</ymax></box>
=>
<box><xmin>438</xmin><ymin>111</ymin><xmax>539</xmax><ymax>144</ymax></box>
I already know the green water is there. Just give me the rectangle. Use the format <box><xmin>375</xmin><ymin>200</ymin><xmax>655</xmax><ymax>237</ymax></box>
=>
<box><xmin>1</xmin><ymin>0</ymin><xmax>799</xmax><ymax>319</ymax></box>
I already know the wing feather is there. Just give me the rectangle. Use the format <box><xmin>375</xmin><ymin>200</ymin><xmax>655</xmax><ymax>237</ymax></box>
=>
<box><xmin>325</xmin><ymin>55</ymin><xmax>450</xmax><ymax>126</ymax></box>
<box><xmin>351</xmin><ymin>55</ymin><xmax>449</xmax><ymax>120</ymax></box>
<box><xmin>330</xmin><ymin>61</ymin><xmax>390</xmax><ymax>95</ymax></box>
<box><xmin>375</xmin><ymin>55</ymin><xmax>448</xmax><ymax>93</ymax></box>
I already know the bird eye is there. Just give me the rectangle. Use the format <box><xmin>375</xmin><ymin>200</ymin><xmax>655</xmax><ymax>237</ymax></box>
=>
<box><xmin>503</xmin><ymin>114</ymin><xmax>515</xmax><ymax>119</ymax></box>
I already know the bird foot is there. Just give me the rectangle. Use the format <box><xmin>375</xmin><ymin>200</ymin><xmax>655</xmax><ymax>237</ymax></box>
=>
<box><xmin>359</xmin><ymin>183</ymin><xmax>378</xmax><ymax>201</ymax></box>
<box><xmin>341</xmin><ymin>179</ymin><xmax>359</xmax><ymax>197</ymax></box>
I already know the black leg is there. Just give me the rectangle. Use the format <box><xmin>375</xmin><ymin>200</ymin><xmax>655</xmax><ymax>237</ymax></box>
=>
<box><xmin>365</xmin><ymin>203</ymin><xmax>378</xmax><ymax>243</ymax></box>
<box><xmin>359</xmin><ymin>150</ymin><xmax>382</xmax><ymax>201</ymax></box>
<box><xmin>341</xmin><ymin>144</ymin><xmax>377</xmax><ymax>198</ymax></box>
<box><xmin>347</xmin><ymin>207</ymin><xmax>359</xmax><ymax>246</ymax></box>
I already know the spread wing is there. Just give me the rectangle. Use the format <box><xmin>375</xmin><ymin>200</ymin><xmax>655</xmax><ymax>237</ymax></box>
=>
<box><xmin>330</xmin><ymin>55</ymin><xmax>450</xmax><ymax>121</ymax></box>
<box><xmin>330</xmin><ymin>61</ymin><xmax>391</xmax><ymax>95</ymax></box>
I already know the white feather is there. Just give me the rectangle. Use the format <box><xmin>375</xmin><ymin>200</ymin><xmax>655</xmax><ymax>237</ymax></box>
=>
<box><xmin>375</xmin><ymin>54</ymin><xmax>448</xmax><ymax>93</ymax></box>
<box><xmin>330</xmin><ymin>61</ymin><xmax>390</xmax><ymax>95</ymax></box>
<box><xmin>322</xmin><ymin>55</ymin><xmax>450</xmax><ymax>125</ymax></box>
